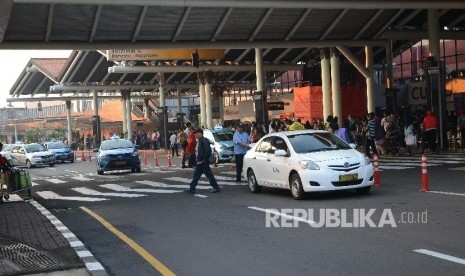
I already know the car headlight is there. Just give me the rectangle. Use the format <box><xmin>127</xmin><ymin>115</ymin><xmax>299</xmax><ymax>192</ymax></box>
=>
<box><xmin>298</xmin><ymin>160</ymin><xmax>320</xmax><ymax>170</ymax></box>
<box><xmin>364</xmin><ymin>155</ymin><xmax>371</xmax><ymax>165</ymax></box>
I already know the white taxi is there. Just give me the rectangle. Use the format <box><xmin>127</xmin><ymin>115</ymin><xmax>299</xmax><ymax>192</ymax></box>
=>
<box><xmin>243</xmin><ymin>130</ymin><xmax>374</xmax><ymax>199</ymax></box>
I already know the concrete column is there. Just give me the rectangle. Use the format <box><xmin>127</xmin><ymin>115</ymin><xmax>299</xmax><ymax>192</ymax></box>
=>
<box><xmin>126</xmin><ymin>92</ymin><xmax>133</xmax><ymax>140</ymax></box>
<box><xmin>159</xmin><ymin>74</ymin><xmax>165</xmax><ymax>108</ymax></box>
<box><xmin>66</xmin><ymin>100</ymin><xmax>72</xmax><ymax>145</ymax></box>
<box><xmin>428</xmin><ymin>9</ymin><xmax>440</xmax><ymax>60</ymax></box>
<box><xmin>177</xmin><ymin>88</ymin><xmax>182</xmax><ymax>114</ymax></box>
<box><xmin>255</xmin><ymin>48</ymin><xmax>268</xmax><ymax>124</ymax></box>
<box><xmin>255</xmin><ymin>48</ymin><xmax>265</xmax><ymax>93</ymax></box>
<box><xmin>14</xmin><ymin>124</ymin><xmax>18</xmax><ymax>143</ymax></box>
<box><xmin>143</xmin><ymin>99</ymin><xmax>149</xmax><ymax>119</ymax></box>
<box><xmin>320</xmin><ymin>48</ymin><xmax>332</xmax><ymax>121</ymax></box>
<box><xmin>121</xmin><ymin>93</ymin><xmax>127</xmax><ymax>138</ymax></box>
<box><xmin>205</xmin><ymin>80</ymin><xmax>213</xmax><ymax>129</ymax></box>
<box><xmin>330</xmin><ymin>48</ymin><xmax>342</xmax><ymax>125</ymax></box>
<box><xmin>385</xmin><ymin>41</ymin><xmax>394</xmax><ymax>89</ymax></box>
<box><xmin>199</xmin><ymin>75</ymin><xmax>207</xmax><ymax>128</ymax></box>
<box><xmin>365</xmin><ymin>46</ymin><xmax>375</xmax><ymax>113</ymax></box>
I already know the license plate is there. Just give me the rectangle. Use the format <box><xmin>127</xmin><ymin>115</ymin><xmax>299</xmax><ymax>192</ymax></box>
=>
<box><xmin>339</xmin><ymin>173</ymin><xmax>358</xmax><ymax>182</ymax></box>
<box><xmin>61</xmin><ymin>156</ymin><xmax>67</xmax><ymax>159</ymax></box>
<box><xmin>115</xmin><ymin>161</ymin><xmax>127</xmax><ymax>165</ymax></box>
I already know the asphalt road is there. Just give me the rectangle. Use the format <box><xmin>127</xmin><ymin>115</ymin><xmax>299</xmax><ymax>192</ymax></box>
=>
<box><xmin>29</xmin><ymin>154</ymin><xmax>465</xmax><ymax>276</ymax></box>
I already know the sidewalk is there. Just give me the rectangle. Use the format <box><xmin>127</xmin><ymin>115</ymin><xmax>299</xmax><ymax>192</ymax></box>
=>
<box><xmin>0</xmin><ymin>198</ymin><xmax>92</xmax><ymax>275</ymax></box>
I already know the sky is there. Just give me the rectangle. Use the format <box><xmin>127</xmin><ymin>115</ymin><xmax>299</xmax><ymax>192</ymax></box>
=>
<box><xmin>0</xmin><ymin>50</ymin><xmax>72</xmax><ymax>108</ymax></box>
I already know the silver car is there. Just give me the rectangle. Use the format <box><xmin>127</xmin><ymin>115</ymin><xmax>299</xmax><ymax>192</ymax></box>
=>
<box><xmin>8</xmin><ymin>143</ymin><xmax>56</xmax><ymax>168</ymax></box>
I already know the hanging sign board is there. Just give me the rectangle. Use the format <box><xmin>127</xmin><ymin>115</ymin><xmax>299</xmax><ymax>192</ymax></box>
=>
<box><xmin>267</xmin><ymin>102</ymin><xmax>285</xmax><ymax>111</ymax></box>
<box><xmin>107</xmin><ymin>49</ymin><xmax>224</xmax><ymax>61</ymax></box>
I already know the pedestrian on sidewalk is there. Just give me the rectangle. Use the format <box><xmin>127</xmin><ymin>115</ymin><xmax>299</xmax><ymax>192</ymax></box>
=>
<box><xmin>422</xmin><ymin>110</ymin><xmax>438</xmax><ymax>154</ymax></box>
<box><xmin>169</xmin><ymin>131</ymin><xmax>179</xmax><ymax>156</ymax></box>
<box><xmin>233</xmin><ymin>123</ymin><xmax>250</xmax><ymax>183</ymax></box>
<box><xmin>365</xmin><ymin>112</ymin><xmax>379</xmax><ymax>158</ymax></box>
<box><xmin>185</xmin><ymin>129</ymin><xmax>220</xmax><ymax>194</ymax></box>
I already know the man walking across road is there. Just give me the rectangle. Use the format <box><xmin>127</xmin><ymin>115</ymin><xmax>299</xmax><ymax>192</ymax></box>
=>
<box><xmin>233</xmin><ymin>123</ymin><xmax>250</xmax><ymax>183</ymax></box>
<box><xmin>185</xmin><ymin>129</ymin><xmax>220</xmax><ymax>194</ymax></box>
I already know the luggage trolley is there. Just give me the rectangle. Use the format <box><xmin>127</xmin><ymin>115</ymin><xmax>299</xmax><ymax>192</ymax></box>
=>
<box><xmin>0</xmin><ymin>158</ymin><xmax>32</xmax><ymax>203</ymax></box>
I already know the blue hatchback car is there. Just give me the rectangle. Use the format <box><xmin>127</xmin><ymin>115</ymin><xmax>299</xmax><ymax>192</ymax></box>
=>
<box><xmin>97</xmin><ymin>137</ymin><xmax>141</xmax><ymax>175</ymax></box>
<box><xmin>43</xmin><ymin>141</ymin><xmax>74</xmax><ymax>163</ymax></box>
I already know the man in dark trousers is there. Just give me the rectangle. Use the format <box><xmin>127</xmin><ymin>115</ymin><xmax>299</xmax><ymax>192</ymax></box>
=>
<box><xmin>365</xmin><ymin>112</ymin><xmax>378</xmax><ymax>158</ymax></box>
<box><xmin>185</xmin><ymin>129</ymin><xmax>221</xmax><ymax>194</ymax></box>
<box><xmin>233</xmin><ymin>123</ymin><xmax>250</xmax><ymax>183</ymax></box>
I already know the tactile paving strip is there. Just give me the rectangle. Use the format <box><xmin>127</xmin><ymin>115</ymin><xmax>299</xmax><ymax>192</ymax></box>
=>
<box><xmin>0</xmin><ymin>238</ymin><xmax>64</xmax><ymax>271</ymax></box>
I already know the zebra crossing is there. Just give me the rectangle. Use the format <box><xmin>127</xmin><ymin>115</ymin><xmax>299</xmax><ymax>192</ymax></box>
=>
<box><xmin>34</xmin><ymin>169</ymin><xmax>245</xmax><ymax>202</ymax></box>
<box><xmin>376</xmin><ymin>155</ymin><xmax>464</xmax><ymax>171</ymax></box>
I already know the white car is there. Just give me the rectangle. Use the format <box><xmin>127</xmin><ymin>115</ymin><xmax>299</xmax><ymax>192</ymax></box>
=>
<box><xmin>243</xmin><ymin>130</ymin><xmax>374</xmax><ymax>199</ymax></box>
<box><xmin>8</xmin><ymin>143</ymin><xmax>56</xmax><ymax>168</ymax></box>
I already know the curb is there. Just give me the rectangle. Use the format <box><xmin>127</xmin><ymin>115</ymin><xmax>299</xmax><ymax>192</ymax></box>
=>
<box><xmin>29</xmin><ymin>200</ymin><xmax>108</xmax><ymax>276</ymax></box>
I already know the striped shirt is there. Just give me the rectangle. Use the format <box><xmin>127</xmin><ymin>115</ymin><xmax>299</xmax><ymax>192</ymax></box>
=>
<box><xmin>367</xmin><ymin>119</ymin><xmax>376</xmax><ymax>138</ymax></box>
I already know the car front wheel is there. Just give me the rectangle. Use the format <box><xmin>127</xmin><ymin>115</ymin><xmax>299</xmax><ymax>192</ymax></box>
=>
<box><xmin>247</xmin><ymin>169</ymin><xmax>261</xmax><ymax>193</ymax></box>
<box><xmin>26</xmin><ymin>160</ymin><xmax>32</xmax><ymax>169</ymax></box>
<box><xmin>290</xmin><ymin>173</ymin><xmax>306</xmax><ymax>200</ymax></box>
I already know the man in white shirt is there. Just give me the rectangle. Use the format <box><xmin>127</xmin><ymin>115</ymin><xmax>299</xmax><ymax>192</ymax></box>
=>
<box><xmin>169</xmin><ymin>131</ymin><xmax>179</xmax><ymax>156</ymax></box>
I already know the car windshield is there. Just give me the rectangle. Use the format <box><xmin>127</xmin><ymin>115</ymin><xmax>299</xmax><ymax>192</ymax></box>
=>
<box><xmin>213</xmin><ymin>131</ymin><xmax>234</xmax><ymax>142</ymax></box>
<box><xmin>1</xmin><ymin>145</ymin><xmax>13</xmax><ymax>152</ymax></box>
<box><xmin>287</xmin><ymin>132</ymin><xmax>351</xmax><ymax>154</ymax></box>
<box><xmin>25</xmin><ymin>144</ymin><xmax>45</xmax><ymax>153</ymax></box>
<box><xmin>101</xmin><ymin>140</ymin><xmax>134</xmax><ymax>150</ymax></box>
<box><xmin>47</xmin><ymin>142</ymin><xmax>67</xmax><ymax>149</ymax></box>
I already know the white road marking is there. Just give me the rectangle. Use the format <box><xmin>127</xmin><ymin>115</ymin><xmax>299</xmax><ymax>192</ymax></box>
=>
<box><xmin>449</xmin><ymin>167</ymin><xmax>465</xmax><ymax>171</ymax></box>
<box><xmin>427</xmin><ymin>191</ymin><xmax>465</xmax><ymax>197</ymax></box>
<box><xmin>36</xmin><ymin>191</ymin><xmax>108</xmax><ymax>202</ymax></box>
<box><xmin>208</xmin><ymin>175</ymin><xmax>236</xmax><ymax>181</ymax></box>
<box><xmin>221</xmin><ymin>171</ymin><xmax>237</xmax><ymax>175</ymax></box>
<box><xmin>194</xmin><ymin>194</ymin><xmax>208</xmax><ymax>198</ymax></box>
<box><xmin>136</xmin><ymin>180</ymin><xmax>211</xmax><ymax>190</ymax></box>
<box><xmin>43</xmin><ymin>178</ymin><xmax>66</xmax><ymax>184</ymax></box>
<box><xmin>65</xmin><ymin>170</ymin><xmax>79</xmax><ymax>173</ymax></box>
<box><xmin>72</xmin><ymin>187</ymin><xmax>147</xmax><ymax>198</ymax></box>
<box><xmin>248</xmin><ymin>206</ymin><xmax>316</xmax><ymax>225</ymax></box>
<box><xmin>47</xmin><ymin>167</ymin><xmax>56</xmax><ymax>170</ymax></box>
<box><xmin>100</xmin><ymin>184</ymin><xmax>182</xmax><ymax>194</ymax></box>
<box><xmin>165</xmin><ymin>176</ymin><xmax>246</xmax><ymax>186</ymax></box>
<box><xmin>378</xmin><ymin>165</ymin><xmax>414</xmax><ymax>170</ymax></box>
<box><xmin>379</xmin><ymin>162</ymin><xmax>438</xmax><ymax>167</ymax></box>
<box><xmin>414</xmin><ymin>249</ymin><xmax>465</xmax><ymax>266</ymax></box>
<box><xmin>71</xmin><ymin>175</ymin><xmax>95</xmax><ymax>181</ymax></box>
<box><xmin>31</xmin><ymin>182</ymin><xmax>39</xmax><ymax>186</ymax></box>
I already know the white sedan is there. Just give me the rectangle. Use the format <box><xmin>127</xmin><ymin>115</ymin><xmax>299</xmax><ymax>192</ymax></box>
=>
<box><xmin>243</xmin><ymin>130</ymin><xmax>374</xmax><ymax>199</ymax></box>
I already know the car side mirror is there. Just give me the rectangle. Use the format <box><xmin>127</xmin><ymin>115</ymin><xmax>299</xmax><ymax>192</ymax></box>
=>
<box><xmin>349</xmin><ymin>143</ymin><xmax>357</xmax><ymax>149</ymax></box>
<box><xmin>275</xmin><ymin>149</ymin><xmax>287</xmax><ymax>157</ymax></box>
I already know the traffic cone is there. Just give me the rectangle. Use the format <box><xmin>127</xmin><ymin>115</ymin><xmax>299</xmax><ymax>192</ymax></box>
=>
<box><xmin>373</xmin><ymin>154</ymin><xmax>381</xmax><ymax>187</ymax></box>
<box><xmin>81</xmin><ymin>150</ymin><xmax>86</xmax><ymax>161</ymax></box>
<box><xmin>168</xmin><ymin>152</ymin><xmax>172</xmax><ymax>167</ymax></box>
<box><xmin>154</xmin><ymin>151</ymin><xmax>159</xmax><ymax>167</ymax></box>
<box><xmin>213</xmin><ymin>149</ymin><xmax>218</xmax><ymax>168</ymax></box>
<box><xmin>143</xmin><ymin>150</ymin><xmax>148</xmax><ymax>166</ymax></box>
<box><xmin>421</xmin><ymin>154</ymin><xmax>429</xmax><ymax>192</ymax></box>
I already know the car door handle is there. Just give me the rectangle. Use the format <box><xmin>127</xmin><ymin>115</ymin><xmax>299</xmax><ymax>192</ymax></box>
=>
<box><xmin>267</xmin><ymin>159</ymin><xmax>271</xmax><ymax>162</ymax></box>
<box><xmin>252</xmin><ymin>157</ymin><xmax>256</xmax><ymax>159</ymax></box>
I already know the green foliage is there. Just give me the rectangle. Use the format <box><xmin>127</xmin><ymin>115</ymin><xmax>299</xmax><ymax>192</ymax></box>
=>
<box><xmin>25</xmin><ymin>127</ymin><xmax>66</xmax><ymax>143</ymax></box>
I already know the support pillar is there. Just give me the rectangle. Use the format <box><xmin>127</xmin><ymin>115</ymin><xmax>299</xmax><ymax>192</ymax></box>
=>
<box><xmin>177</xmin><ymin>88</ymin><xmax>182</xmax><ymax>114</ymax></box>
<box><xmin>92</xmin><ymin>91</ymin><xmax>101</xmax><ymax>147</ymax></box>
<box><xmin>66</xmin><ymin>100</ymin><xmax>72</xmax><ymax>146</ymax></box>
<box><xmin>385</xmin><ymin>41</ymin><xmax>394</xmax><ymax>89</ymax></box>
<box><xmin>121</xmin><ymin>92</ymin><xmax>127</xmax><ymax>138</ymax></box>
<box><xmin>14</xmin><ymin>124</ymin><xmax>18</xmax><ymax>144</ymax></box>
<box><xmin>365</xmin><ymin>46</ymin><xmax>375</xmax><ymax>113</ymax></box>
<box><xmin>330</xmin><ymin>48</ymin><xmax>342</xmax><ymax>125</ymax></box>
<box><xmin>143</xmin><ymin>98</ymin><xmax>149</xmax><ymax>119</ymax></box>
<box><xmin>199</xmin><ymin>74</ymin><xmax>207</xmax><ymax>128</ymax></box>
<box><xmin>205</xmin><ymin>79</ymin><xmax>213</xmax><ymax>129</ymax></box>
<box><xmin>320</xmin><ymin>48</ymin><xmax>332</xmax><ymax>121</ymax></box>
<box><xmin>126</xmin><ymin>92</ymin><xmax>133</xmax><ymax>140</ymax></box>
<box><xmin>428</xmin><ymin>8</ymin><xmax>447</xmax><ymax>150</ymax></box>
<box><xmin>255</xmin><ymin>48</ymin><xmax>268</xmax><ymax>125</ymax></box>
<box><xmin>159</xmin><ymin>74</ymin><xmax>169</xmax><ymax>149</ymax></box>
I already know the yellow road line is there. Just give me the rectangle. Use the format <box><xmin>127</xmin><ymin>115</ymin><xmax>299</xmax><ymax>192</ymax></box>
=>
<box><xmin>80</xmin><ymin>206</ymin><xmax>176</xmax><ymax>276</ymax></box>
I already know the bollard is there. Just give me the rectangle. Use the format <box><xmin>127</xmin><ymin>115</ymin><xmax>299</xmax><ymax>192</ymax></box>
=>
<box><xmin>143</xmin><ymin>150</ymin><xmax>148</xmax><ymax>166</ymax></box>
<box><xmin>81</xmin><ymin>150</ymin><xmax>86</xmax><ymax>161</ymax></box>
<box><xmin>421</xmin><ymin>154</ymin><xmax>429</xmax><ymax>192</ymax></box>
<box><xmin>154</xmin><ymin>151</ymin><xmax>159</xmax><ymax>167</ymax></box>
<box><xmin>213</xmin><ymin>149</ymin><xmax>218</xmax><ymax>168</ymax></box>
<box><xmin>168</xmin><ymin>152</ymin><xmax>172</xmax><ymax>167</ymax></box>
<box><xmin>373</xmin><ymin>154</ymin><xmax>381</xmax><ymax>187</ymax></box>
